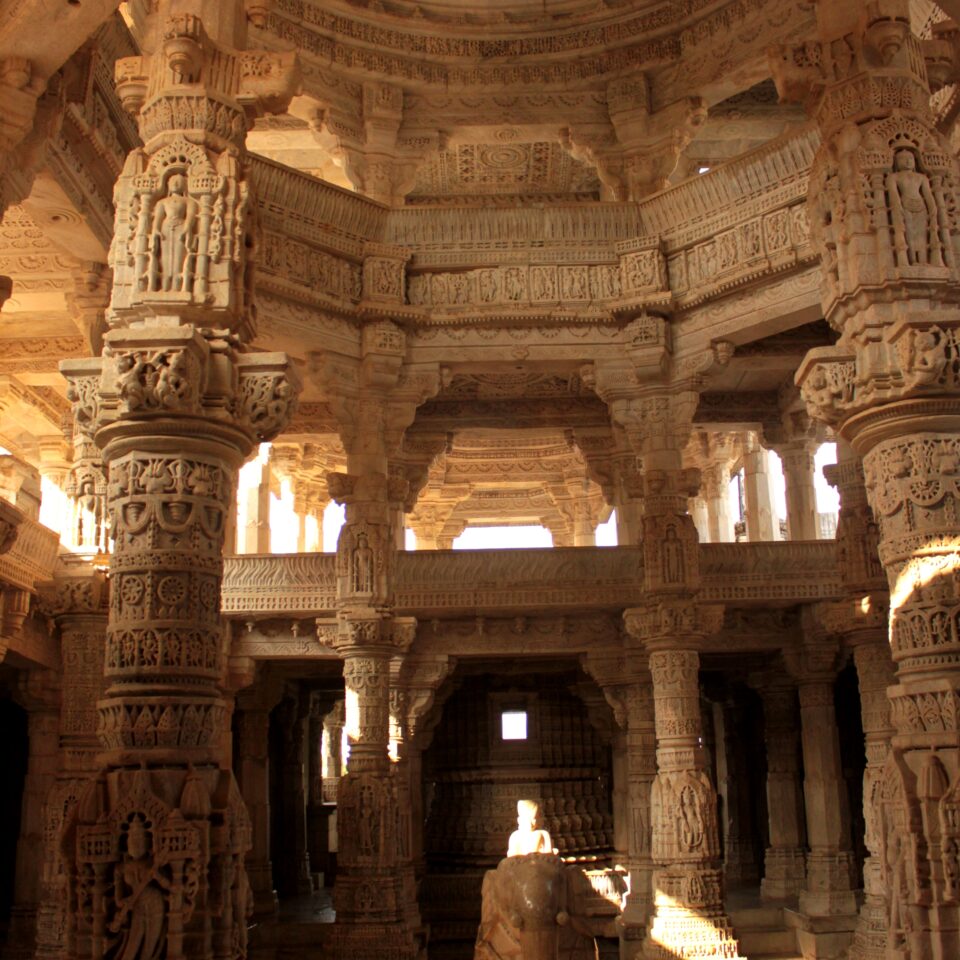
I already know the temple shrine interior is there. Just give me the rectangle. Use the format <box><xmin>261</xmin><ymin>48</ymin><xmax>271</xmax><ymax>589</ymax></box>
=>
<box><xmin>1</xmin><ymin>0</ymin><xmax>960</xmax><ymax>959</ymax></box>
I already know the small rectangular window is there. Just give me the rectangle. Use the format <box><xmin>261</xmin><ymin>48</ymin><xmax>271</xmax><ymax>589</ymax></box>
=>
<box><xmin>501</xmin><ymin>710</ymin><xmax>528</xmax><ymax>740</ymax></box>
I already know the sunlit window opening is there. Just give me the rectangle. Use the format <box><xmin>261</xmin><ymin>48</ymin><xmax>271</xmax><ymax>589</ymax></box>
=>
<box><xmin>501</xmin><ymin>710</ymin><xmax>528</xmax><ymax>740</ymax></box>
<box><xmin>454</xmin><ymin>526</ymin><xmax>553</xmax><ymax>549</ymax></box>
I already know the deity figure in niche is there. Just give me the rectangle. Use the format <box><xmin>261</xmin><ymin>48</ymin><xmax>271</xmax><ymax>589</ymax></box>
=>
<box><xmin>352</xmin><ymin>531</ymin><xmax>375</xmax><ymax>594</ymax></box>
<box><xmin>661</xmin><ymin>523</ymin><xmax>684</xmax><ymax>584</ymax></box>
<box><xmin>110</xmin><ymin>815</ymin><xmax>169</xmax><ymax>960</ymax></box>
<box><xmin>507</xmin><ymin>800</ymin><xmax>556</xmax><ymax>857</ymax></box>
<box><xmin>148</xmin><ymin>174</ymin><xmax>199</xmax><ymax>292</ymax></box>
<box><xmin>357</xmin><ymin>781</ymin><xmax>381</xmax><ymax>856</ymax></box>
<box><xmin>886</xmin><ymin>149</ymin><xmax>942</xmax><ymax>267</ymax></box>
<box><xmin>678</xmin><ymin>784</ymin><xmax>705</xmax><ymax>851</ymax></box>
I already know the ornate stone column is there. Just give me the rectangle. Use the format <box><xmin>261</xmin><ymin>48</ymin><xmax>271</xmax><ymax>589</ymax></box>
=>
<box><xmin>274</xmin><ymin>692</ymin><xmax>314</xmax><ymax>896</ymax></box>
<box><xmin>241</xmin><ymin>455</ymin><xmax>272</xmax><ymax>554</ymax></box>
<box><xmin>63</xmin><ymin>421</ymin><xmax>108</xmax><ymax>555</ymax></box>
<box><xmin>624</xmin><ymin>612</ymin><xmax>740</xmax><ymax>960</ymax></box>
<box><xmin>34</xmin><ymin>562</ymin><xmax>108</xmax><ymax>960</ymax></box>
<box><xmin>742</xmin><ymin>433</ymin><xmax>779</xmax><ymax>542</ymax></box>
<box><xmin>322</xmin><ymin>699</ymin><xmax>345</xmax><ymax>803</ymax></box>
<box><xmin>318</xmin><ymin>455</ymin><xmax>424</xmax><ymax>955</ymax></box>
<box><xmin>716</xmin><ymin>695</ymin><xmax>760</xmax><ymax>887</ymax></box>
<box><xmin>767</xmin><ymin>406</ymin><xmax>824</xmax><ymax>542</ymax></box>
<box><xmin>235</xmin><ymin>701</ymin><xmax>278</xmax><ymax>914</ymax></box>
<box><xmin>6</xmin><ymin>671</ymin><xmax>59</xmax><ymax>959</ymax></box>
<box><xmin>702</xmin><ymin>462</ymin><xmax>733</xmax><ymax>544</ymax></box>
<box><xmin>584</xmin><ymin>650</ymin><xmax>657</xmax><ymax>957</ymax></box>
<box><xmin>775</xmin><ymin>439</ymin><xmax>820</xmax><ymax>541</ymax></box>
<box><xmin>750</xmin><ymin>676</ymin><xmax>806</xmax><ymax>901</ymax></box>
<box><xmin>234</xmin><ymin>661</ymin><xmax>284</xmax><ymax>916</ymax></box>
<box><xmin>588</xmin><ymin>326</ymin><xmax>741</xmax><ymax>957</ymax></box>
<box><xmin>776</xmin><ymin>4</ymin><xmax>960</xmax><ymax>955</ymax></box>
<box><xmin>57</xmin><ymin>12</ymin><xmax>300</xmax><ymax>958</ymax></box>
<box><xmin>390</xmin><ymin>654</ymin><xmax>453</xmax><ymax>890</ymax></box>
<box><xmin>850</xmin><ymin>635</ymin><xmax>896</xmax><ymax>960</ymax></box>
<box><xmin>786</xmin><ymin>620</ymin><xmax>858</xmax><ymax>956</ymax></box>
<box><xmin>824</xmin><ymin>443</ymin><xmax>894</xmax><ymax>960</ymax></box>
<box><xmin>318</xmin><ymin>609</ymin><xmax>421</xmax><ymax>953</ymax></box>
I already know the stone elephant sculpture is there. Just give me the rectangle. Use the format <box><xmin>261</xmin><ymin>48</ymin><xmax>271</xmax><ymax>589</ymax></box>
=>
<box><xmin>474</xmin><ymin>853</ymin><xmax>598</xmax><ymax>960</ymax></box>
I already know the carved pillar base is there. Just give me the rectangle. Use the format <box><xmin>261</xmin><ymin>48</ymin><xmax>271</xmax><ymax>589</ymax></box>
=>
<box><xmin>847</xmin><ymin>885</ymin><xmax>887</xmax><ymax>960</ymax></box>
<box><xmin>67</xmin><ymin>764</ymin><xmax>251</xmax><ymax>960</ymax></box>
<box><xmin>760</xmin><ymin>846</ymin><xmax>807</xmax><ymax>901</ymax></box>
<box><xmin>642</xmin><ymin>869</ymin><xmax>740</xmax><ymax>960</ymax></box>
<box><xmin>798</xmin><ymin>851</ymin><xmax>859</xmax><ymax>918</ymax></box>
<box><xmin>247</xmin><ymin>859</ymin><xmax>279</xmax><ymax>916</ymax></box>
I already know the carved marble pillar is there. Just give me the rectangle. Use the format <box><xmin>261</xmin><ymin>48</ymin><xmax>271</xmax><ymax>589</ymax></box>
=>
<box><xmin>823</xmin><ymin>443</ymin><xmax>893</xmax><ymax>960</ymax></box>
<box><xmin>786</xmin><ymin>620</ymin><xmax>858</xmax><ymax>956</ymax></box>
<box><xmin>306</xmin><ymin>693</ymin><xmax>328</xmax><ymax>884</ymax></box>
<box><xmin>702</xmin><ymin>462</ymin><xmax>733</xmax><ymax>544</ymax></box>
<box><xmin>622</xmin><ymin>627</ymin><xmax>740</xmax><ymax>960</ymax></box>
<box><xmin>849</xmin><ymin>636</ymin><xmax>897</xmax><ymax>960</ymax></box>
<box><xmin>776</xmin><ymin>7</ymin><xmax>960</xmax><ymax>953</ymax></box>
<box><xmin>243</xmin><ymin>457</ymin><xmax>272</xmax><ymax>554</ymax></box>
<box><xmin>572</xmin><ymin>498</ymin><xmax>598</xmax><ymax>546</ymax></box>
<box><xmin>319</xmin><ymin>612</ymin><xmax>421</xmax><ymax>952</ymax></box>
<box><xmin>235</xmin><ymin>701</ymin><xmax>278</xmax><ymax>915</ymax></box>
<box><xmin>585</xmin><ymin>653</ymin><xmax>657</xmax><ymax>958</ymax></box>
<box><xmin>275</xmin><ymin>693</ymin><xmax>314</xmax><ymax>896</ymax></box>
<box><xmin>391</xmin><ymin>654</ymin><xmax>453</xmax><ymax>878</ymax></box>
<box><xmin>60</xmin><ymin>334</ymin><xmax>298</xmax><ymax>958</ymax></box>
<box><xmin>322</xmin><ymin>699</ymin><xmax>345</xmax><ymax>803</ymax></box>
<box><xmin>63</xmin><ymin>424</ymin><xmax>108</xmax><ymax>555</ymax></box>
<box><xmin>753</xmin><ymin>677</ymin><xmax>806</xmax><ymax>900</ymax></box>
<box><xmin>742</xmin><ymin>434</ymin><xmax>779</xmax><ymax>542</ymax></box>
<box><xmin>319</xmin><ymin>458</ymin><xmax>424</xmax><ymax>956</ymax></box>
<box><xmin>587</xmin><ymin>308</ymin><xmax>739</xmax><ymax>958</ymax></box>
<box><xmin>6</xmin><ymin>672</ymin><xmax>59</xmax><ymax>959</ymax></box>
<box><xmin>55</xmin><ymin>13</ymin><xmax>300</xmax><ymax>956</ymax></box>
<box><xmin>716</xmin><ymin>695</ymin><xmax>760</xmax><ymax>886</ymax></box>
<box><xmin>34</xmin><ymin>563</ymin><xmax>108</xmax><ymax>960</ymax></box>
<box><xmin>688</xmin><ymin>495</ymin><xmax>710</xmax><ymax>544</ymax></box>
<box><xmin>776</xmin><ymin>439</ymin><xmax>820</xmax><ymax>541</ymax></box>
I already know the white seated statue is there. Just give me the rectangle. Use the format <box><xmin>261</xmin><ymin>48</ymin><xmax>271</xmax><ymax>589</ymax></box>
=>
<box><xmin>507</xmin><ymin>800</ymin><xmax>556</xmax><ymax>857</ymax></box>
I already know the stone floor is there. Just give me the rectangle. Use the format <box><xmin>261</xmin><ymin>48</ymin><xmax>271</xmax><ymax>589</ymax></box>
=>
<box><xmin>247</xmin><ymin>885</ymin><xmax>803</xmax><ymax>958</ymax></box>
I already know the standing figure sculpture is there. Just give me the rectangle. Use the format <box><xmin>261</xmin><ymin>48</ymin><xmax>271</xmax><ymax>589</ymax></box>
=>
<box><xmin>352</xmin><ymin>531</ymin><xmax>375</xmax><ymax>595</ymax></box>
<box><xmin>110</xmin><ymin>816</ymin><xmax>169</xmax><ymax>960</ymax></box>
<box><xmin>149</xmin><ymin>174</ymin><xmax>200</xmax><ymax>293</ymax></box>
<box><xmin>476</xmin><ymin>799</ymin><xmax>597</xmax><ymax>959</ymax></box>
<box><xmin>886</xmin><ymin>149</ymin><xmax>941</xmax><ymax>267</ymax></box>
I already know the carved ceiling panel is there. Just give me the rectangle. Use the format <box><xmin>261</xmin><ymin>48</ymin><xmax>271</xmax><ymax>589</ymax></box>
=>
<box><xmin>438</xmin><ymin>370</ymin><xmax>592</xmax><ymax>401</ymax></box>
<box><xmin>409</xmin><ymin>141</ymin><xmax>599</xmax><ymax>201</ymax></box>
<box><xmin>0</xmin><ymin>205</ymin><xmax>79</xmax><ymax>343</ymax></box>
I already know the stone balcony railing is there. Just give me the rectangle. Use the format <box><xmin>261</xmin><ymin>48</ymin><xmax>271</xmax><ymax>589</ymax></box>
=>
<box><xmin>221</xmin><ymin>540</ymin><xmax>841</xmax><ymax>622</ymax></box>
<box><xmin>0</xmin><ymin>501</ymin><xmax>61</xmax><ymax>668</ymax></box>
<box><xmin>0</xmin><ymin>503</ymin><xmax>60</xmax><ymax>593</ymax></box>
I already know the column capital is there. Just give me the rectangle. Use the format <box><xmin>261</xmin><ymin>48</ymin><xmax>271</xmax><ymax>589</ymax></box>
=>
<box><xmin>389</xmin><ymin>653</ymin><xmax>455</xmax><ymax>748</ymax></box>
<box><xmin>317</xmin><ymin>612</ymin><xmax>417</xmax><ymax>658</ymax></box>
<box><xmin>784</xmin><ymin>609</ymin><xmax>847</xmax><ymax>683</ymax></box>
<box><xmin>61</xmin><ymin>327</ymin><xmax>301</xmax><ymax>456</ymax></box>
<box><xmin>40</xmin><ymin>561</ymin><xmax>109</xmax><ymax>621</ymax></box>
<box><xmin>624</xmin><ymin>601</ymin><xmax>724</xmax><ymax>651</ymax></box>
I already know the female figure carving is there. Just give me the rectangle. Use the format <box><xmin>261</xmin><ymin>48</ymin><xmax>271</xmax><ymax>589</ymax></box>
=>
<box><xmin>109</xmin><ymin>816</ymin><xmax>168</xmax><ymax>960</ymax></box>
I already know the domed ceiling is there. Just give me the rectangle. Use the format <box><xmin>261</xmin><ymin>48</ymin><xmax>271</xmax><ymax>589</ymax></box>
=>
<box><xmin>245</xmin><ymin>0</ymin><xmax>813</xmax><ymax>204</ymax></box>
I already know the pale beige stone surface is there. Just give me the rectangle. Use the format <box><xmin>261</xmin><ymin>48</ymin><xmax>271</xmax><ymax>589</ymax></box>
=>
<box><xmin>0</xmin><ymin>1</ymin><xmax>957</xmax><ymax>958</ymax></box>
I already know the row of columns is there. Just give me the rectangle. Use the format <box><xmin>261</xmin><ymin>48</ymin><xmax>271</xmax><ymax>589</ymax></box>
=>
<box><xmin>218</xmin><ymin>423</ymin><xmax>827</xmax><ymax>555</ymax></box>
